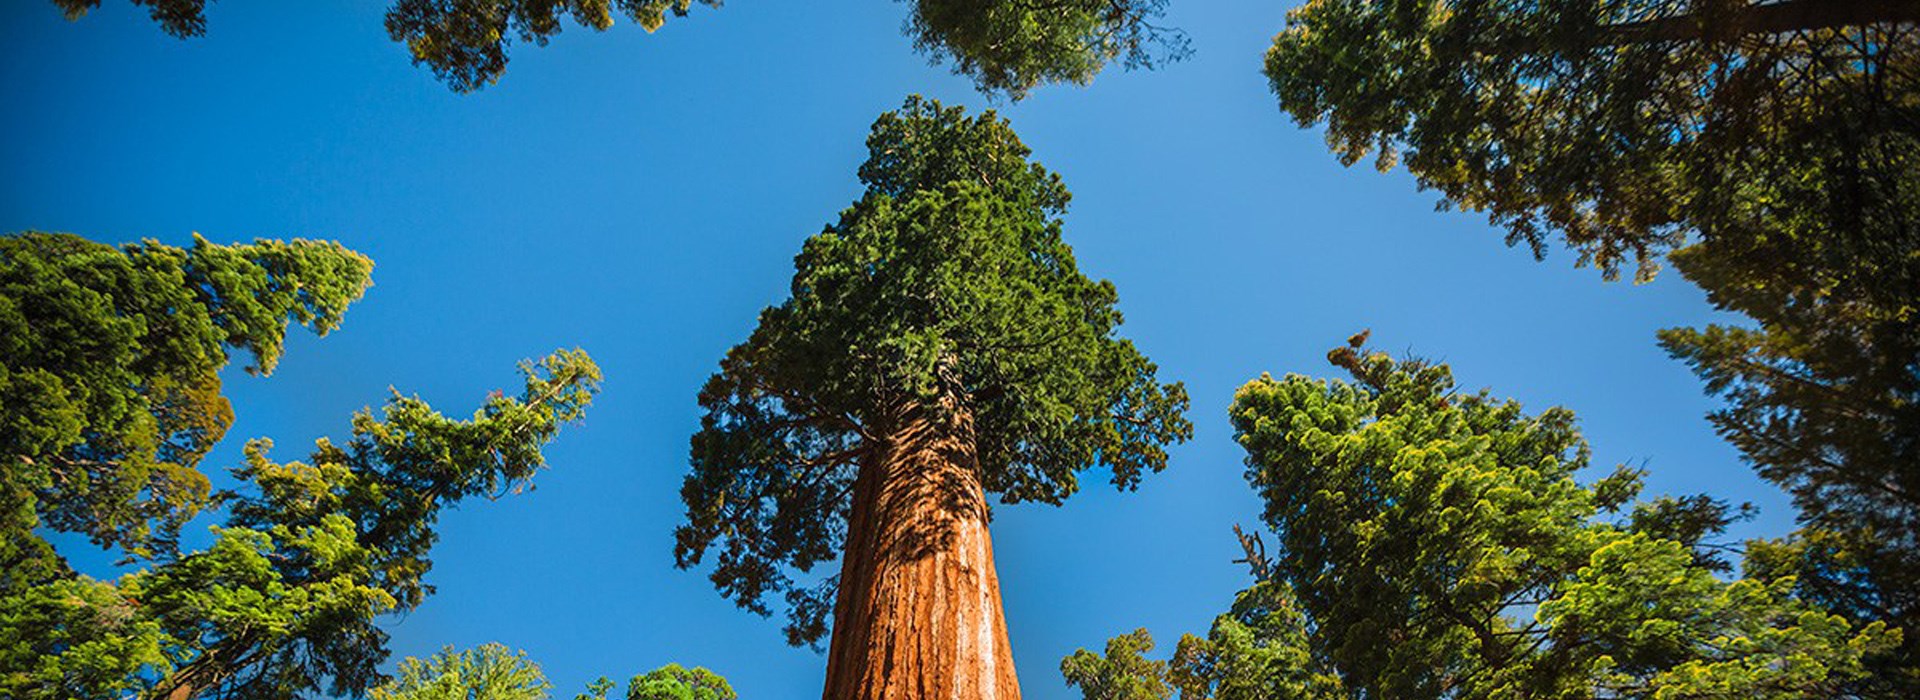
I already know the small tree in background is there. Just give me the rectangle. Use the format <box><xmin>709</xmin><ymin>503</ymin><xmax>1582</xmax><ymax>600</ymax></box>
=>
<box><xmin>673</xmin><ymin>96</ymin><xmax>1191</xmax><ymax>698</ymax></box>
<box><xmin>371</xmin><ymin>644</ymin><xmax>552</xmax><ymax>700</ymax></box>
<box><xmin>370</xmin><ymin>645</ymin><xmax>736</xmax><ymax>700</ymax></box>
<box><xmin>1060</xmin><ymin>629</ymin><xmax>1173</xmax><ymax>700</ymax></box>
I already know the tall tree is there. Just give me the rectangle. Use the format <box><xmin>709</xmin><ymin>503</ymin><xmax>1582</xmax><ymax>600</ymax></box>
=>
<box><xmin>53</xmin><ymin>0</ymin><xmax>1188</xmax><ymax>97</ymax></box>
<box><xmin>0</xmin><ymin>349</ymin><xmax>600</xmax><ymax>700</ymax></box>
<box><xmin>1232</xmin><ymin>336</ymin><xmax>1894</xmax><ymax>697</ymax></box>
<box><xmin>672</xmin><ymin>96</ymin><xmax>1191</xmax><ymax>699</ymax></box>
<box><xmin>1066</xmin><ymin>335</ymin><xmax>1897</xmax><ymax>699</ymax></box>
<box><xmin>1263</xmin><ymin>1</ymin><xmax>1920</xmax><ymax>689</ymax></box>
<box><xmin>1</xmin><ymin>231</ymin><xmax>372</xmax><ymax>586</ymax></box>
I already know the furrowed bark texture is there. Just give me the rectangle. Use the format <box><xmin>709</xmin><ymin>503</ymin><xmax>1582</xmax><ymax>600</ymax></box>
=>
<box><xmin>822</xmin><ymin>401</ymin><xmax>1021</xmax><ymax>700</ymax></box>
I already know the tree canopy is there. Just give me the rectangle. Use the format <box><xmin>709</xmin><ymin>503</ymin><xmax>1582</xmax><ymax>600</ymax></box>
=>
<box><xmin>0</xmin><ymin>348</ymin><xmax>600</xmax><ymax>700</ymax></box>
<box><xmin>1060</xmin><ymin>628</ymin><xmax>1173</xmax><ymax>700</ymax></box>
<box><xmin>1</xmin><ymin>231</ymin><xmax>372</xmax><ymax>584</ymax></box>
<box><xmin>613</xmin><ymin>664</ymin><xmax>738</xmax><ymax>700</ymax></box>
<box><xmin>1064</xmin><ymin>335</ymin><xmax>1897</xmax><ymax>699</ymax></box>
<box><xmin>370</xmin><ymin>644</ymin><xmax>552</xmax><ymax>700</ymax></box>
<box><xmin>1264</xmin><ymin>2</ymin><xmax>1920</xmax><ymax>689</ymax></box>
<box><xmin>1264</xmin><ymin>0</ymin><xmax>1917</xmax><ymax>281</ymax></box>
<box><xmin>55</xmin><ymin>0</ymin><xmax>1188</xmax><ymax>97</ymax></box>
<box><xmin>903</xmin><ymin>0</ymin><xmax>1189</xmax><ymax>97</ymax></box>
<box><xmin>672</xmin><ymin>96</ymin><xmax>1191</xmax><ymax>646</ymax></box>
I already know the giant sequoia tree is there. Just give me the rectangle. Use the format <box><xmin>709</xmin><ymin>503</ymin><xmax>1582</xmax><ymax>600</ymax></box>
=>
<box><xmin>1264</xmin><ymin>1</ymin><xmax>1920</xmax><ymax>689</ymax></box>
<box><xmin>55</xmin><ymin>0</ymin><xmax>1188</xmax><ymax>97</ymax></box>
<box><xmin>673</xmin><ymin>97</ymin><xmax>1191</xmax><ymax>698</ymax></box>
<box><xmin>1065</xmin><ymin>335</ymin><xmax>1896</xmax><ymax>699</ymax></box>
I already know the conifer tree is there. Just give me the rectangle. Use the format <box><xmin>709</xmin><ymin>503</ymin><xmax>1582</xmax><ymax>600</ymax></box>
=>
<box><xmin>0</xmin><ymin>348</ymin><xmax>600</xmax><ymax>700</ymax></box>
<box><xmin>1263</xmin><ymin>3</ymin><xmax>1920</xmax><ymax>688</ymax></box>
<box><xmin>1065</xmin><ymin>335</ymin><xmax>1897</xmax><ymax>699</ymax></box>
<box><xmin>2</xmin><ymin>231</ymin><xmax>372</xmax><ymax>586</ymax></box>
<box><xmin>1</xmin><ymin>231</ymin><xmax>601</xmax><ymax>699</ymax></box>
<box><xmin>673</xmin><ymin>96</ymin><xmax>1191</xmax><ymax>699</ymax></box>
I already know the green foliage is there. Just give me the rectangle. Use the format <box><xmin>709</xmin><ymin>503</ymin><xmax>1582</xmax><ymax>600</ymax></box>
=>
<box><xmin>1061</xmin><ymin>628</ymin><xmax>1172</xmax><ymax>700</ymax></box>
<box><xmin>371</xmin><ymin>646</ymin><xmax>735</xmax><ymax>700</ymax></box>
<box><xmin>0</xmin><ymin>350</ymin><xmax>600</xmax><ymax>700</ymax></box>
<box><xmin>382</xmin><ymin>0</ymin><xmax>719</xmax><ymax>92</ymax></box>
<box><xmin>51</xmin><ymin>0</ymin><xmax>206</xmax><ymax>37</ymax></box>
<box><xmin>572</xmin><ymin>664</ymin><xmax>736</xmax><ymax>700</ymax></box>
<box><xmin>1264</xmin><ymin>2</ymin><xmax>1920</xmax><ymax>688</ymax></box>
<box><xmin>1166</xmin><ymin>582</ymin><xmax>1343</xmax><ymax>700</ymax></box>
<box><xmin>1231</xmin><ymin>337</ymin><xmax>1894</xmax><ymax>698</ymax></box>
<box><xmin>58</xmin><ymin>0</ymin><xmax>1185</xmax><ymax>96</ymax></box>
<box><xmin>370</xmin><ymin>643</ymin><xmax>552</xmax><ymax>700</ymax></box>
<box><xmin>1057</xmin><ymin>586</ymin><xmax>1343</xmax><ymax>700</ymax></box>
<box><xmin>673</xmin><ymin>96</ymin><xmax>1190</xmax><ymax>646</ymax></box>
<box><xmin>625</xmin><ymin>664</ymin><xmax>736</xmax><ymax>700</ymax></box>
<box><xmin>1650</xmin><ymin>91</ymin><xmax>1920</xmax><ymax>689</ymax></box>
<box><xmin>1263</xmin><ymin>0</ymin><xmax>1917</xmax><ymax>280</ymax></box>
<box><xmin>905</xmin><ymin>0</ymin><xmax>1189</xmax><ymax>98</ymax></box>
<box><xmin>1071</xmin><ymin>337</ymin><xmax>1897</xmax><ymax>699</ymax></box>
<box><xmin>1</xmin><ymin>231</ymin><xmax>372</xmax><ymax>580</ymax></box>
<box><xmin>0</xmin><ymin>577</ymin><xmax>170</xmax><ymax>699</ymax></box>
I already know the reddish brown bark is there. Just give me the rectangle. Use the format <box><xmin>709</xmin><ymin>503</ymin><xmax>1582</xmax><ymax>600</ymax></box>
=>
<box><xmin>822</xmin><ymin>401</ymin><xmax>1021</xmax><ymax>700</ymax></box>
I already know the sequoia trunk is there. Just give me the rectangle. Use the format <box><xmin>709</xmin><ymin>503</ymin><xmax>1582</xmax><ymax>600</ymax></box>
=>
<box><xmin>822</xmin><ymin>401</ymin><xmax>1021</xmax><ymax>699</ymax></box>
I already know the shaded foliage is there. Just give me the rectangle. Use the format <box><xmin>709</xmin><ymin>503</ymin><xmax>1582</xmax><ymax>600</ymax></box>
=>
<box><xmin>1265</xmin><ymin>1</ymin><xmax>1920</xmax><ymax>689</ymax></box>
<box><xmin>904</xmin><ymin>0</ymin><xmax>1190</xmax><ymax>97</ymax></box>
<box><xmin>673</xmin><ymin>96</ymin><xmax>1190</xmax><ymax>646</ymax></box>
<box><xmin>57</xmin><ymin>0</ymin><xmax>1186</xmax><ymax>96</ymax></box>
<box><xmin>1265</xmin><ymin>0</ymin><xmax>1917</xmax><ymax>280</ymax></box>
<box><xmin>382</xmin><ymin>0</ymin><xmax>719</xmax><ymax>92</ymax></box>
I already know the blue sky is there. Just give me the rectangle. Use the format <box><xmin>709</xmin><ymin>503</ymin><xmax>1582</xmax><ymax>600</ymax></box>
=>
<box><xmin>2</xmin><ymin>1</ymin><xmax>1785</xmax><ymax>698</ymax></box>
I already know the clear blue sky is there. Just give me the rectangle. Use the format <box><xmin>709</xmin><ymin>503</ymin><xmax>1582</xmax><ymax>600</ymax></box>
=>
<box><xmin>1</xmin><ymin>2</ymin><xmax>1787</xmax><ymax>698</ymax></box>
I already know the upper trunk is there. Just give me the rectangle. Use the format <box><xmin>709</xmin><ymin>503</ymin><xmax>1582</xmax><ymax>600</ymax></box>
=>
<box><xmin>822</xmin><ymin>398</ymin><xmax>1021</xmax><ymax>700</ymax></box>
